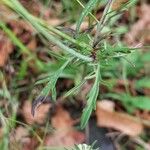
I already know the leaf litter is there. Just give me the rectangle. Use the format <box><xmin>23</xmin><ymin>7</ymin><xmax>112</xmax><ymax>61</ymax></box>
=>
<box><xmin>0</xmin><ymin>0</ymin><xmax>150</xmax><ymax>149</ymax></box>
<box><xmin>44</xmin><ymin>105</ymin><xmax>85</xmax><ymax>148</ymax></box>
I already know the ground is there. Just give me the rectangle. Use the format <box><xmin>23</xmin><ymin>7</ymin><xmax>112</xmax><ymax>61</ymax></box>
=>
<box><xmin>0</xmin><ymin>0</ymin><xmax>150</xmax><ymax>150</ymax></box>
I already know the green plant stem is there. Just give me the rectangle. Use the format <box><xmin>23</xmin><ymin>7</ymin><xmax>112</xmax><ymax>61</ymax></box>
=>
<box><xmin>41</xmin><ymin>21</ymin><xmax>92</xmax><ymax>50</ymax></box>
<box><xmin>94</xmin><ymin>0</ymin><xmax>114</xmax><ymax>46</ymax></box>
<box><xmin>74</xmin><ymin>0</ymin><xmax>99</xmax><ymax>23</ymax></box>
<box><xmin>2</xmin><ymin>0</ymin><xmax>93</xmax><ymax>62</ymax></box>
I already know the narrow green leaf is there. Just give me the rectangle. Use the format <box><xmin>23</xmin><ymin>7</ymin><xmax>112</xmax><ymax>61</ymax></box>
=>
<box><xmin>141</xmin><ymin>52</ymin><xmax>150</xmax><ymax>62</ymax></box>
<box><xmin>131</xmin><ymin>96</ymin><xmax>150</xmax><ymax>111</ymax></box>
<box><xmin>106</xmin><ymin>93</ymin><xmax>150</xmax><ymax>111</ymax></box>
<box><xmin>75</xmin><ymin>0</ymin><xmax>99</xmax><ymax>23</ymax></box>
<box><xmin>76</xmin><ymin>0</ymin><xmax>99</xmax><ymax>34</ymax></box>
<box><xmin>39</xmin><ymin>81</ymin><xmax>52</xmax><ymax>98</ymax></box>
<box><xmin>81</xmin><ymin>64</ymin><xmax>101</xmax><ymax>129</ymax></box>
<box><xmin>135</xmin><ymin>78</ymin><xmax>150</xmax><ymax>89</ymax></box>
<box><xmin>51</xmin><ymin>86</ymin><xmax>57</xmax><ymax>101</ymax></box>
<box><xmin>3</xmin><ymin>0</ymin><xmax>93</xmax><ymax>62</ymax></box>
<box><xmin>35</xmin><ymin>77</ymin><xmax>51</xmax><ymax>85</ymax></box>
<box><xmin>64</xmin><ymin>79</ymin><xmax>86</xmax><ymax>98</ymax></box>
<box><xmin>40</xmin><ymin>58</ymin><xmax>73</xmax><ymax>101</ymax></box>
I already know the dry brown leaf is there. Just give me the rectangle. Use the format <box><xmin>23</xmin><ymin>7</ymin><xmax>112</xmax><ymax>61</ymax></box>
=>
<box><xmin>112</xmin><ymin>79</ymin><xmax>136</xmax><ymax>96</ymax></box>
<box><xmin>97</xmin><ymin>100</ymin><xmax>115</xmax><ymax>112</ymax></box>
<box><xmin>144</xmin><ymin>88</ymin><xmax>150</xmax><ymax>96</ymax></box>
<box><xmin>10</xmin><ymin>126</ymin><xmax>29</xmax><ymax>142</ymax></box>
<box><xmin>21</xmin><ymin>101</ymin><xmax>51</xmax><ymax>124</ymax></box>
<box><xmin>9</xmin><ymin>126</ymin><xmax>37</xmax><ymax>150</ymax></box>
<box><xmin>96</xmin><ymin>101</ymin><xmax>143</xmax><ymax>136</ymax></box>
<box><xmin>45</xmin><ymin>129</ymin><xmax>85</xmax><ymax>147</ymax></box>
<box><xmin>113</xmin><ymin>79</ymin><xmax>129</xmax><ymax>94</ymax></box>
<box><xmin>135</xmin><ymin>110</ymin><xmax>150</xmax><ymax>122</ymax></box>
<box><xmin>51</xmin><ymin>105</ymin><xmax>73</xmax><ymax>129</ymax></box>
<box><xmin>71</xmin><ymin>21</ymin><xmax>89</xmax><ymax>31</ymax></box>
<box><xmin>0</xmin><ymin>31</ymin><xmax>14</xmax><ymax>67</ymax></box>
<box><xmin>47</xmin><ymin>18</ymin><xmax>65</xmax><ymax>26</ymax></box>
<box><xmin>45</xmin><ymin>105</ymin><xmax>85</xmax><ymax>147</ymax></box>
<box><xmin>20</xmin><ymin>0</ymin><xmax>42</xmax><ymax>16</ymax></box>
<box><xmin>9</xmin><ymin>20</ymin><xmax>34</xmax><ymax>34</ymax></box>
<box><xmin>125</xmin><ymin>4</ymin><xmax>150</xmax><ymax>45</ymax></box>
<box><xmin>27</xmin><ymin>37</ymin><xmax>37</xmax><ymax>51</ymax></box>
<box><xmin>0</xmin><ymin>4</ymin><xmax>17</xmax><ymax>23</ymax></box>
<box><xmin>112</xmin><ymin>0</ymin><xmax>128</xmax><ymax>11</ymax></box>
<box><xmin>8</xmin><ymin>20</ymin><xmax>35</xmax><ymax>48</ymax></box>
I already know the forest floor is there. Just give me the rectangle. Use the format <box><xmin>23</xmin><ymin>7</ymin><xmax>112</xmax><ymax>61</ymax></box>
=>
<box><xmin>0</xmin><ymin>0</ymin><xmax>150</xmax><ymax>150</ymax></box>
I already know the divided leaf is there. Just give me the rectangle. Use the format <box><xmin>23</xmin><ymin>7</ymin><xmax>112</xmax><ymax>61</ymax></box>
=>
<box><xmin>81</xmin><ymin>64</ymin><xmax>101</xmax><ymax>128</ymax></box>
<box><xmin>32</xmin><ymin>58</ymin><xmax>72</xmax><ymax>116</ymax></box>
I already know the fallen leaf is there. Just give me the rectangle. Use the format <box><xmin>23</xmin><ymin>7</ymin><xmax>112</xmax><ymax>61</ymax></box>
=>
<box><xmin>8</xmin><ymin>20</ymin><xmax>34</xmax><ymax>34</ymax></box>
<box><xmin>113</xmin><ymin>79</ymin><xmax>129</xmax><ymax>93</ymax></box>
<box><xmin>45</xmin><ymin>129</ymin><xmax>85</xmax><ymax>148</ymax></box>
<box><xmin>112</xmin><ymin>0</ymin><xmax>128</xmax><ymax>11</ymax></box>
<box><xmin>135</xmin><ymin>110</ymin><xmax>150</xmax><ymax>122</ymax></box>
<box><xmin>47</xmin><ymin>18</ymin><xmax>65</xmax><ymax>26</ymax></box>
<box><xmin>8</xmin><ymin>20</ymin><xmax>35</xmax><ymax>48</ymax></box>
<box><xmin>97</xmin><ymin>99</ymin><xmax>115</xmax><ymax>112</ymax></box>
<box><xmin>9</xmin><ymin>126</ymin><xmax>37</xmax><ymax>150</ymax></box>
<box><xmin>1</xmin><ymin>117</ymin><xmax>37</xmax><ymax>150</ymax></box>
<box><xmin>0</xmin><ymin>4</ymin><xmax>17</xmax><ymax>23</ymax></box>
<box><xmin>22</xmin><ymin>137</ymin><xmax>38</xmax><ymax>150</ymax></box>
<box><xmin>20</xmin><ymin>0</ymin><xmax>42</xmax><ymax>16</ymax></box>
<box><xmin>10</xmin><ymin>126</ymin><xmax>29</xmax><ymax>142</ymax></box>
<box><xmin>0</xmin><ymin>31</ymin><xmax>14</xmax><ymax>67</ymax></box>
<box><xmin>112</xmin><ymin>79</ymin><xmax>136</xmax><ymax>96</ymax></box>
<box><xmin>71</xmin><ymin>21</ymin><xmax>89</xmax><ymax>31</ymax></box>
<box><xmin>51</xmin><ymin>105</ymin><xmax>73</xmax><ymax>129</ymax></box>
<box><xmin>21</xmin><ymin>100</ymin><xmax>51</xmax><ymax>124</ymax></box>
<box><xmin>27</xmin><ymin>37</ymin><xmax>37</xmax><ymax>51</ymax></box>
<box><xmin>125</xmin><ymin>4</ymin><xmax>150</xmax><ymax>45</ymax></box>
<box><xmin>96</xmin><ymin>100</ymin><xmax>143</xmax><ymax>136</ymax></box>
<box><xmin>143</xmin><ymin>89</ymin><xmax>150</xmax><ymax>96</ymax></box>
<box><xmin>45</xmin><ymin>105</ymin><xmax>85</xmax><ymax>147</ymax></box>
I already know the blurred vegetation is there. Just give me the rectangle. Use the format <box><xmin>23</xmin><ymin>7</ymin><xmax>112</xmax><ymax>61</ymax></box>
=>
<box><xmin>0</xmin><ymin>0</ymin><xmax>150</xmax><ymax>149</ymax></box>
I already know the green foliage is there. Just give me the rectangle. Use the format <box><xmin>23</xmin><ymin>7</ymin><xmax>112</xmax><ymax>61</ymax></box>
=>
<box><xmin>2</xmin><ymin>0</ymin><xmax>92</xmax><ymax>62</ymax></box>
<box><xmin>1</xmin><ymin>0</ymin><xmax>146</xmax><ymax>130</ymax></box>
<box><xmin>135</xmin><ymin>78</ymin><xmax>150</xmax><ymax>89</ymax></box>
<box><xmin>64</xmin><ymin>79</ymin><xmax>86</xmax><ymax>98</ymax></box>
<box><xmin>106</xmin><ymin>93</ymin><xmax>150</xmax><ymax>113</ymax></box>
<box><xmin>81</xmin><ymin>64</ymin><xmax>101</xmax><ymax>129</ymax></box>
<box><xmin>76</xmin><ymin>0</ymin><xmax>100</xmax><ymax>34</ymax></box>
<box><xmin>38</xmin><ymin>58</ymin><xmax>73</xmax><ymax>101</ymax></box>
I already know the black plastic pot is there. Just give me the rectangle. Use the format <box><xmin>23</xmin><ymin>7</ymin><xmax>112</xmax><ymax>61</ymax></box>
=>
<box><xmin>87</xmin><ymin>118</ymin><xmax>115</xmax><ymax>150</ymax></box>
